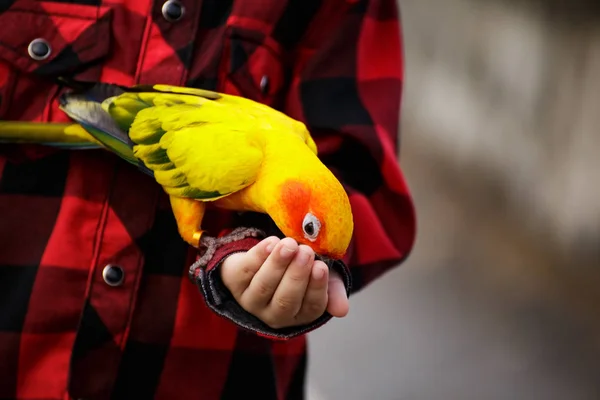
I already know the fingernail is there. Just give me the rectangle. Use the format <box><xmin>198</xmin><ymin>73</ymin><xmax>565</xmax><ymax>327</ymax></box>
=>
<box><xmin>313</xmin><ymin>266</ymin><xmax>325</xmax><ymax>280</ymax></box>
<box><xmin>265</xmin><ymin>240</ymin><xmax>276</xmax><ymax>254</ymax></box>
<box><xmin>280</xmin><ymin>243</ymin><xmax>297</xmax><ymax>257</ymax></box>
<box><xmin>298</xmin><ymin>251</ymin><xmax>311</xmax><ymax>267</ymax></box>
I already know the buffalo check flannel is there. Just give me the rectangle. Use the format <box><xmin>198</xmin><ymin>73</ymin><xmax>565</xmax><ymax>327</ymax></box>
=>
<box><xmin>0</xmin><ymin>0</ymin><xmax>416</xmax><ymax>398</ymax></box>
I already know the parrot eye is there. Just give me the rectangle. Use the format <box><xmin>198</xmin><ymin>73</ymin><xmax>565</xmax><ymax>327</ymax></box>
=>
<box><xmin>302</xmin><ymin>213</ymin><xmax>321</xmax><ymax>242</ymax></box>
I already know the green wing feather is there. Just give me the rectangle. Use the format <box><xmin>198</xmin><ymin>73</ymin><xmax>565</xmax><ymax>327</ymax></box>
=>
<box><xmin>54</xmin><ymin>81</ymin><xmax>320</xmax><ymax>200</ymax></box>
<box><xmin>59</xmin><ymin>83</ymin><xmax>265</xmax><ymax>200</ymax></box>
<box><xmin>125</xmin><ymin>99</ymin><xmax>265</xmax><ymax>200</ymax></box>
<box><xmin>58</xmin><ymin>94</ymin><xmax>148</xmax><ymax>172</ymax></box>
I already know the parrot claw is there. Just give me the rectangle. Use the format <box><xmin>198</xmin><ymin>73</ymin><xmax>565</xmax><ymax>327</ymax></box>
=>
<box><xmin>188</xmin><ymin>227</ymin><xmax>264</xmax><ymax>281</ymax></box>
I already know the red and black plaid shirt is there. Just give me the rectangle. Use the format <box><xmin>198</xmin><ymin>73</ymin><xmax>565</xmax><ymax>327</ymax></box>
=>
<box><xmin>0</xmin><ymin>0</ymin><xmax>415</xmax><ymax>398</ymax></box>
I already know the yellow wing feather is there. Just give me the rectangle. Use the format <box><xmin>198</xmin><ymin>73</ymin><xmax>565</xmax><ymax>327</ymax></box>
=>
<box><xmin>126</xmin><ymin>101</ymin><xmax>265</xmax><ymax>200</ymax></box>
<box><xmin>211</xmin><ymin>92</ymin><xmax>318</xmax><ymax>155</ymax></box>
<box><xmin>99</xmin><ymin>85</ymin><xmax>317</xmax><ymax>199</ymax></box>
<box><xmin>144</xmin><ymin>85</ymin><xmax>318</xmax><ymax>155</ymax></box>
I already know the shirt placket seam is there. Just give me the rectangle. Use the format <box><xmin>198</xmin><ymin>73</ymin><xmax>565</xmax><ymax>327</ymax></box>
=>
<box><xmin>64</xmin><ymin>157</ymin><xmax>118</xmax><ymax>399</ymax></box>
<box><xmin>116</xmin><ymin>184</ymin><xmax>162</xmax><ymax>351</ymax></box>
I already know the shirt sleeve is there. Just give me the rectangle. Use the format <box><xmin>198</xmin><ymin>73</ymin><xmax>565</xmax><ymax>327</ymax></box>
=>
<box><xmin>193</xmin><ymin>0</ymin><xmax>416</xmax><ymax>339</ymax></box>
<box><xmin>283</xmin><ymin>0</ymin><xmax>416</xmax><ymax>294</ymax></box>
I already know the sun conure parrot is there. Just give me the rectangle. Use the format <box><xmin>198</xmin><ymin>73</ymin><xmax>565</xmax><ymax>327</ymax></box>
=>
<box><xmin>0</xmin><ymin>80</ymin><xmax>354</xmax><ymax>263</ymax></box>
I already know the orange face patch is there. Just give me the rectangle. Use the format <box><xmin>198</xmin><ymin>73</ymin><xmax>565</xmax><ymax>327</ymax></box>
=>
<box><xmin>279</xmin><ymin>179</ymin><xmax>328</xmax><ymax>252</ymax></box>
<box><xmin>279</xmin><ymin>180</ymin><xmax>310</xmax><ymax>229</ymax></box>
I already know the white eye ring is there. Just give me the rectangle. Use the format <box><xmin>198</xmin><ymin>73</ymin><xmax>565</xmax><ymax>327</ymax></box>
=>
<box><xmin>302</xmin><ymin>213</ymin><xmax>321</xmax><ymax>242</ymax></box>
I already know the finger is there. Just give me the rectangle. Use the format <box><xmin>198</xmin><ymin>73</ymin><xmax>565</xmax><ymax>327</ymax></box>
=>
<box><xmin>241</xmin><ymin>237</ymin><xmax>298</xmax><ymax>310</ymax></box>
<box><xmin>221</xmin><ymin>236</ymin><xmax>280</xmax><ymax>299</ymax></box>
<box><xmin>326</xmin><ymin>271</ymin><xmax>349</xmax><ymax>318</ymax></box>
<box><xmin>269</xmin><ymin>245</ymin><xmax>314</xmax><ymax>320</ymax></box>
<box><xmin>295</xmin><ymin>260</ymin><xmax>329</xmax><ymax>324</ymax></box>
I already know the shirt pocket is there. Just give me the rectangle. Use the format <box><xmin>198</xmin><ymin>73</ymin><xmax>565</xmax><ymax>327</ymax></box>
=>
<box><xmin>0</xmin><ymin>1</ymin><xmax>112</xmax><ymax>121</ymax></box>
<box><xmin>218</xmin><ymin>27</ymin><xmax>287</xmax><ymax>110</ymax></box>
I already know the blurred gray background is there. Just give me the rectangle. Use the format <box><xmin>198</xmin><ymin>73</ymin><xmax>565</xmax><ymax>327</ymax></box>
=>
<box><xmin>306</xmin><ymin>1</ymin><xmax>600</xmax><ymax>399</ymax></box>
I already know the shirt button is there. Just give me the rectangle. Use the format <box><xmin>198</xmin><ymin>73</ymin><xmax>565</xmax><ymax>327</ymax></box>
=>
<box><xmin>102</xmin><ymin>264</ymin><xmax>124</xmax><ymax>287</ymax></box>
<box><xmin>260</xmin><ymin>75</ymin><xmax>270</xmax><ymax>95</ymax></box>
<box><xmin>27</xmin><ymin>38</ymin><xmax>52</xmax><ymax>61</ymax></box>
<box><xmin>162</xmin><ymin>0</ymin><xmax>185</xmax><ymax>22</ymax></box>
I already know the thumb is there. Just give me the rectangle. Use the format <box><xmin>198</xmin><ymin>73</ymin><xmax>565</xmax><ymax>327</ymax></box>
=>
<box><xmin>326</xmin><ymin>271</ymin><xmax>349</xmax><ymax>318</ymax></box>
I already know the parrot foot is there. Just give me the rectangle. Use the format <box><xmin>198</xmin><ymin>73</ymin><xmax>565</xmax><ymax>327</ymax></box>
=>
<box><xmin>188</xmin><ymin>227</ymin><xmax>264</xmax><ymax>280</ymax></box>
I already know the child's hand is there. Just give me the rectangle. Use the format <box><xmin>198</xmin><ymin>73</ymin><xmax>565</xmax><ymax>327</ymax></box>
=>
<box><xmin>220</xmin><ymin>236</ymin><xmax>349</xmax><ymax>329</ymax></box>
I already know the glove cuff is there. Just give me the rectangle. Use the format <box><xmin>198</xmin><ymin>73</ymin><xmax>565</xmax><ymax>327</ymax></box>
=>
<box><xmin>190</xmin><ymin>230</ymin><xmax>352</xmax><ymax>340</ymax></box>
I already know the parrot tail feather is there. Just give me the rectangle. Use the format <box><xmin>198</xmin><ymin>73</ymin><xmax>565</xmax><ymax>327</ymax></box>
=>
<box><xmin>0</xmin><ymin>121</ymin><xmax>101</xmax><ymax>149</ymax></box>
<box><xmin>57</xmin><ymin>92</ymin><xmax>154</xmax><ymax>177</ymax></box>
<box><xmin>58</xmin><ymin>95</ymin><xmax>134</xmax><ymax>156</ymax></box>
<box><xmin>56</xmin><ymin>77</ymin><xmax>127</xmax><ymax>103</ymax></box>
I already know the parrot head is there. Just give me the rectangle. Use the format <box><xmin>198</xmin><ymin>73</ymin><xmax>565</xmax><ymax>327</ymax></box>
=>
<box><xmin>272</xmin><ymin>177</ymin><xmax>354</xmax><ymax>260</ymax></box>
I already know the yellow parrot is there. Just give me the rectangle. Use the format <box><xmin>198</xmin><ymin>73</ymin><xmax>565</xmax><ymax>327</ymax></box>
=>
<box><xmin>0</xmin><ymin>80</ymin><xmax>353</xmax><ymax>262</ymax></box>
